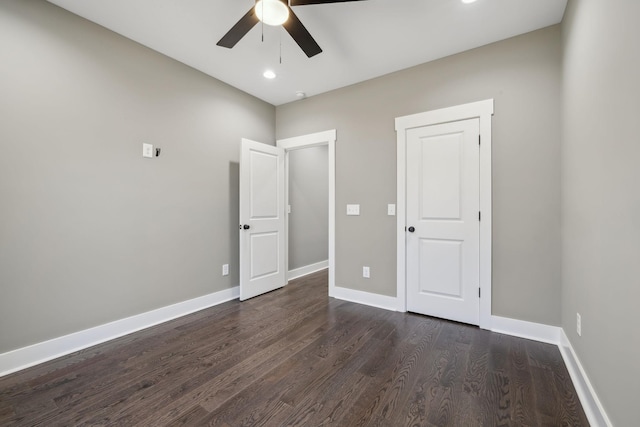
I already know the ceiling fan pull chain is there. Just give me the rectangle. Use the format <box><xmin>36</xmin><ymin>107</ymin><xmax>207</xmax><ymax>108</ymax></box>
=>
<box><xmin>280</xmin><ymin>27</ymin><xmax>283</xmax><ymax>64</ymax></box>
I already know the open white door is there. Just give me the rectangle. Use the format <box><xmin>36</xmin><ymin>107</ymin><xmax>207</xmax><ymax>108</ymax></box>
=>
<box><xmin>239</xmin><ymin>139</ymin><xmax>286</xmax><ymax>301</ymax></box>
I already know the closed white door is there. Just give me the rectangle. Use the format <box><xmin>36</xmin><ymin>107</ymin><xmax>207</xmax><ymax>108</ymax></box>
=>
<box><xmin>239</xmin><ymin>139</ymin><xmax>286</xmax><ymax>301</ymax></box>
<box><xmin>406</xmin><ymin>118</ymin><xmax>480</xmax><ymax>325</ymax></box>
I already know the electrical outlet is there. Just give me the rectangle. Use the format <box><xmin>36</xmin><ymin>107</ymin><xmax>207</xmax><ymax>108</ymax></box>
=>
<box><xmin>347</xmin><ymin>204</ymin><xmax>360</xmax><ymax>216</ymax></box>
<box><xmin>576</xmin><ymin>312</ymin><xmax>581</xmax><ymax>336</ymax></box>
<box><xmin>142</xmin><ymin>143</ymin><xmax>153</xmax><ymax>158</ymax></box>
<box><xmin>363</xmin><ymin>266</ymin><xmax>370</xmax><ymax>278</ymax></box>
<box><xmin>222</xmin><ymin>264</ymin><xmax>229</xmax><ymax>276</ymax></box>
<box><xmin>387</xmin><ymin>204</ymin><xmax>396</xmax><ymax>216</ymax></box>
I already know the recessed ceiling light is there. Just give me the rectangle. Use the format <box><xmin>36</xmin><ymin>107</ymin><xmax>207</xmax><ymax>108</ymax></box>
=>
<box><xmin>263</xmin><ymin>70</ymin><xmax>276</xmax><ymax>79</ymax></box>
<box><xmin>462</xmin><ymin>0</ymin><xmax>477</xmax><ymax>4</ymax></box>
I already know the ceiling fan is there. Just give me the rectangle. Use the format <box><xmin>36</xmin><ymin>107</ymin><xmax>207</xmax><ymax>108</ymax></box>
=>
<box><xmin>217</xmin><ymin>0</ymin><xmax>367</xmax><ymax>58</ymax></box>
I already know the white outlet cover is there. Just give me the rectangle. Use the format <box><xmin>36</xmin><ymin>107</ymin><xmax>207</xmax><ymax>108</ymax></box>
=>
<box><xmin>576</xmin><ymin>313</ymin><xmax>582</xmax><ymax>336</ymax></box>
<box><xmin>142</xmin><ymin>143</ymin><xmax>153</xmax><ymax>158</ymax></box>
<box><xmin>387</xmin><ymin>204</ymin><xmax>396</xmax><ymax>216</ymax></box>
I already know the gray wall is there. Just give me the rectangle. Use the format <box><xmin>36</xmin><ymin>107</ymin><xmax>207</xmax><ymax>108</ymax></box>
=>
<box><xmin>3</xmin><ymin>2</ymin><xmax>637</xmax><ymax>422</ymax></box>
<box><xmin>276</xmin><ymin>26</ymin><xmax>563</xmax><ymax>326</ymax></box>
<box><xmin>561</xmin><ymin>0</ymin><xmax>640</xmax><ymax>425</ymax></box>
<box><xmin>288</xmin><ymin>146</ymin><xmax>329</xmax><ymax>270</ymax></box>
<box><xmin>0</xmin><ymin>0</ymin><xmax>275</xmax><ymax>353</ymax></box>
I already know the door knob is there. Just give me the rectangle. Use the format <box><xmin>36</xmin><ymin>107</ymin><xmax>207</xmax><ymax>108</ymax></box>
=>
<box><xmin>243</xmin><ymin>224</ymin><xmax>250</xmax><ymax>230</ymax></box>
<box><xmin>408</xmin><ymin>226</ymin><xmax>415</xmax><ymax>233</ymax></box>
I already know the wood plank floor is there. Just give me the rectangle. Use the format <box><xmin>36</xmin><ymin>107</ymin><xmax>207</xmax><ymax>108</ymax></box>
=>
<box><xmin>0</xmin><ymin>270</ymin><xmax>589</xmax><ymax>426</ymax></box>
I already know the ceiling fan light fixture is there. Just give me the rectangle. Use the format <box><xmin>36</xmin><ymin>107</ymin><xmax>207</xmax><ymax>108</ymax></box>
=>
<box><xmin>255</xmin><ymin>0</ymin><xmax>290</xmax><ymax>26</ymax></box>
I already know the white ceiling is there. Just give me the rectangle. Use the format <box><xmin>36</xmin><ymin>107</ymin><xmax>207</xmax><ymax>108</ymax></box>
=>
<box><xmin>46</xmin><ymin>0</ymin><xmax>567</xmax><ymax>106</ymax></box>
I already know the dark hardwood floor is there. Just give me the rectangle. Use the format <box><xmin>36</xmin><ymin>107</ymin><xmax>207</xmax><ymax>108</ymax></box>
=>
<box><xmin>0</xmin><ymin>270</ymin><xmax>588</xmax><ymax>426</ymax></box>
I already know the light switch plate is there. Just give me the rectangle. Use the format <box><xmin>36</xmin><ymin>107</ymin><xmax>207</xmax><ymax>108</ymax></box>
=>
<box><xmin>387</xmin><ymin>204</ymin><xmax>396</xmax><ymax>216</ymax></box>
<box><xmin>142</xmin><ymin>143</ymin><xmax>154</xmax><ymax>158</ymax></box>
<box><xmin>346</xmin><ymin>204</ymin><xmax>360</xmax><ymax>216</ymax></box>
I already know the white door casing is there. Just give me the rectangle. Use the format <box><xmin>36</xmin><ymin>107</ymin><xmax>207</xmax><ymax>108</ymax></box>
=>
<box><xmin>396</xmin><ymin>99</ymin><xmax>493</xmax><ymax>330</ymax></box>
<box><xmin>239</xmin><ymin>139</ymin><xmax>286</xmax><ymax>301</ymax></box>
<box><xmin>277</xmin><ymin>130</ymin><xmax>336</xmax><ymax>294</ymax></box>
<box><xmin>406</xmin><ymin>118</ymin><xmax>480</xmax><ymax>325</ymax></box>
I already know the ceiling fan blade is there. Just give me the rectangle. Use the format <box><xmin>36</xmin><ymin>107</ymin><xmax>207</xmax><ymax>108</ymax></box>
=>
<box><xmin>290</xmin><ymin>0</ymin><xmax>367</xmax><ymax>5</ymax></box>
<box><xmin>216</xmin><ymin>8</ymin><xmax>259</xmax><ymax>49</ymax></box>
<box><xmin>282</xmin><ymin>6</ymin><xmax>322</xmax><ymax>58</ymax></box>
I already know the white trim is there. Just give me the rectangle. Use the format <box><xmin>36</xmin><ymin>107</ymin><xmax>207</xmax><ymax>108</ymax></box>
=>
<box><xmin>491</xmin><ymin>315</ymin><xmax>561</xmax><ymax>345</ymax></box>
<box><xmin>277</xmin><ymin>130</ymin><xmax>336</xmax><ymax>150</ymax></box>
<box><xmin>277</xmin><ymin>130</ymin><xmax>336</xmax><ymax>297</ymax></box>
<box><xmin>559</xmin><ymin>330</ymin><xmax>613</xmax><ymax>427</ymax></box>
<box><xmin>0</xmin><ymin>286</ymin><xmax>239</xmax><ymax>377</ymax></box>
<box><xmin>488</xmin><ymin>317</ymin><xmax>610</xmax><ymax>427</ymax></box>
<box><xmin>395</xmin><ymin>99</ymin><xmax>494</xmax><ymax>329</ymax></box>
<box><xmin>331</xmin><ymin>286</ymin><xmax>398</xmax><ymax>312</ymax></box>
<box><xmin>288</xmin><ymin>260</ymin><xmax>329</xmax><ymax>280</ymax></box>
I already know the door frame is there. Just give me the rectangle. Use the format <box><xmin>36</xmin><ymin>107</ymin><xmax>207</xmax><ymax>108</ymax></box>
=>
<box><xmin>277</xmin><ymin>129</ymin><xmax>336</xmax><ymax>294</ymax></box>
<box><xmin>395</xmin><ymin>100</ymin><xmax>493</xmax><ymax>330</ymax></box>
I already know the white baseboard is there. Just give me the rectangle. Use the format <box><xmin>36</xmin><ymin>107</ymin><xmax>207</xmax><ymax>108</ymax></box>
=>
<box><xmin>490</xmin><ymin>315</ymin><xmax>562</xmax><ymax>345</ymax></box>
<box><xmin>490</xmin><ymin>316</ymin><xmax>611</xmax><ymax>427</ymax></box>
<box><xmin>331</xmin><ymin>286</ymin><xmax>397</xmax><ymax>311</ymax></box>
<box><xmin>288</xmin><ymin>260</ymin><xmax>329</xmax><ymax>280</ymax></box>
<box><xmin>0</xmin><ymin>286</ymin><xmax>239</xmax><ymax>378</ymax></box>
<box><xmin>559</xmin><ymin>330</ymin><xmax>612</xmax><ymax>427</ymax></box>
<box><xmin>0</xmin><ymin>287</ymin><xmax>612</xmax><ymax>427</ymax></box>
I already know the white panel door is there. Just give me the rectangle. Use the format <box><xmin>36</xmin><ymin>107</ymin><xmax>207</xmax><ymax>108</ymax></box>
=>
<box><xmin>239</xmin><ymin>139</ymin><xmax>286</xmax><ymax>301</ymax></box>
<box><xmin>406</xmin><ymin>118</ymin><xmax>480</xmax><ymax>325</ymax></box>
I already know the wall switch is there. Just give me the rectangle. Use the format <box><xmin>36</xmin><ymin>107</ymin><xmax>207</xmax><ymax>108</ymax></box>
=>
<box><xmin>142</xmin><ymin>143</ymin><xmax>154</xmax><ymax>158</ymax></box>
<box><xmin>222</xmin><ymin>264</ymin><xmax>229</xmax><ymax>276</ymax></box>
<box><xmin>347</xmin><ymin>204</ymin><xmax>360</xmax><ymax>216</ymax></box>
<box><xmin>576</xmin><ymin>313</ymin><xmax>581</xmax><ymax>336</ymax></box>
<box><xmin>363</xmin><ymin>266</ymin><xmax>370</xmax><ymax>278</ymax></box>
<box><xmin>287</xmin><ymin>205</ymin><xmax>291</xmax><ymax>214</ymax></box>
<box><xmin>387</xmin><ymin>204</ymin><xmax>396</xmax><ymax>216</ymax></box>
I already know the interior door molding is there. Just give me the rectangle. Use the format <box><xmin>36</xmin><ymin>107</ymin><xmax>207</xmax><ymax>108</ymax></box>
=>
<box><xmin>277</xmin><ymin>129</ymin><xmax>336</xmax><ymax>295</ymax></box>
<box><xmin>395</xmin><ymin>100</ymin><xmax>494</xmax><ymax>330</ymax></box>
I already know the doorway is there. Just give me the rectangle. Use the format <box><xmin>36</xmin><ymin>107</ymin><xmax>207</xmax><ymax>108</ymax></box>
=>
<box><xmin>277</xmin><ymin>130</ymin><xmax>336</xmax><ymax>293</ymax></box>
<box><xmin>396</xmin><ymin>100</ymin><xmax>493</xmax><ymax>329</ymax></box>
<box><xmin>286</xmin><ymin>145</ymin><xmax>329</xmax><ymax>279</ymax></box>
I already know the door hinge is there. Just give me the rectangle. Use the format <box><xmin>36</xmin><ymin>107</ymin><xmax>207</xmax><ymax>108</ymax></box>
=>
<box><xmin>479</xmin><ymin>211</ymin><xmax>481</xmax><ymax>221</ymax></box>
<box><xmin>479</xmin><ymin>288</ymin><xmax>481</xmax><ymax>298</ymax></box>
<box><xmin>478</xmin><ymin>134</ymin><xmax>481</xmax><ymax>145</ymax></box>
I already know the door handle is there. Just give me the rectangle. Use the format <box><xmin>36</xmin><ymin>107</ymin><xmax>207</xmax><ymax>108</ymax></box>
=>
<box><xmin>407</xmin><ymin>226</ymin><xmax>415</xmax><ymax>233</ymax></box>
<box><xmin>243</xmin><ymin>224</ymin><xmax>250</xmax><ymax>230</ymax></box>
